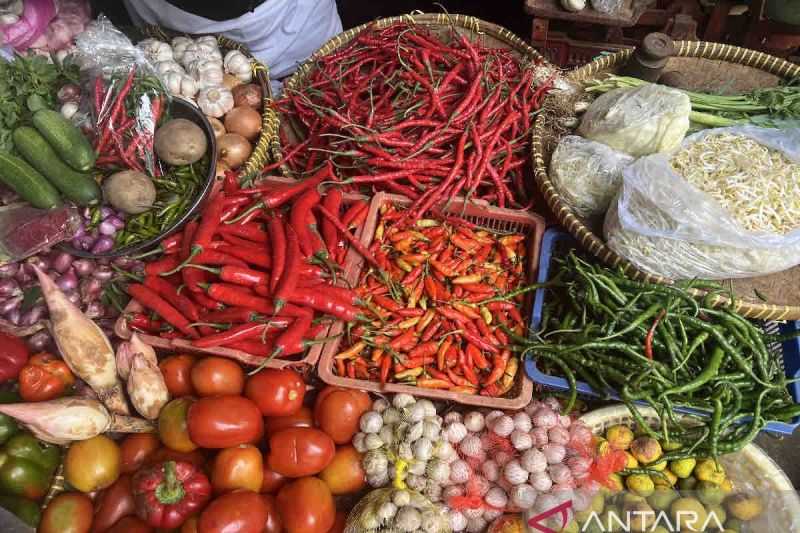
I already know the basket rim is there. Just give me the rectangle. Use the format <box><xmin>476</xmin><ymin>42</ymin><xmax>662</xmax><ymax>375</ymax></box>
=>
<box><xmin>579</xmin><ymin>404</ymin><xmax>798</xmax><ymax>493</ymax></box>
<box><xmin>531</xmin><ymin>41</ymin><xmax>800</xmax><ymax>321</ymax></box>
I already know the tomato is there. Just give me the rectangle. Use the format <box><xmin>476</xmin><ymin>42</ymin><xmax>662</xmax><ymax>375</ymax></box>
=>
<box><xmin>147</xmin><ymin>447</ymin><xmax>206</xmax><ymax>468</ymax></box>
<box><xmin>487</xmin><ymin>515</ymin><xmax>526</xmax><ymax>533</ymax></box>
<box><xmin>260</xmin><ymin>465</ymin><xmax>287</xmax><ymax>494</ymax></box>
<box><xmin>119</xmin><ymin>434</ymin><xmax>160</xmax><ymax>474</ymax></box>
<box><xmin>107</xmin><ymin>516</ymin><xmax>154</xmax><ymax>533</ymax></box>
<box><xmin>328</xmin><ymin>511</ymin><xmax>346</xmax><ymax>533</ymax></box>
<box><xmin>267</xmin><ymin>428</ymin><xmax>335</xmax><ymax>478</ymax></box>
<box><xmin>319</xmin><ymin>445</ymin><xmax>365</xmax><ymax>495</ymax></box>
<box><xmin>261</xmin><ymin>494</ymin><xmax>283</xmax><ymax>533</ymax></box>
<box><xmin>180</xmin><ymin>516</ymin><xmax>199</xmax><ymax>533</ymax></box>
<box><xmin>187</xmin><ymin>396</ymin><xmax>264</xmax><ymax>449</ymax></box>
<box><xmin>198</xmin><ymin>490</ymin><xmax>268</xmax><ymax>533</ymax></box>
<box><xmin>277</xmin><ymin>477</ymin><xmax>335</xmax><ymax>533</ymax></box>
<box><xmin>245</xmin><ymin>368</ymin><xmax>305</xmax><ymax>417</ymax></box>
<box><xmin>158</xmin><ymin>398</ymin><xmax>198</xmax><ymax>453</ymax></box>
<box><xmin>211</xmin><ymin>444</ymin><xmax>263</xmax><ymax>493</ymax></box>
<box><xmin>313</xmin><ymin>387</ymin><xmax>371</xmax><ymax>444</ymax></box>
<box><xmin>65</xmin><ymin>435</ymin><xmax>121</xmax><ymax>493</ymax></box>
<box><xmin>39</xmin><ymin>492</ymin><xmax>93</xmax><ymax>533</ymax></box>
<box><xmin>191</xmin><ymin>357</ymin><xmax>245</xmax><ymax>397</ymax></box>
<box><xmin>91</xmin><ymin>474</ymin><xmax>135</xmax><ymax>533</ymax></box>
<box><xmin>265</xmin><ymin>406</ymin><xmax>314</xmax><ymax>437</ymax></box>
<box><xmin>159</xmin><ymin>354</ymin><xmax>197</xmax><ymax>397</ymax></box>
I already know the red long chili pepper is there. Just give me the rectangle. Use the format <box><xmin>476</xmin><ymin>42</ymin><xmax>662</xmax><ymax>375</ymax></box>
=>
<box><xmin>127</xmin><ymin>284</ymin><xmax>198</xmax><ymax>338</ymax></box>
<box><xmin>227</xmin><ymin>340</ymin><xmax>275</xmax><ymax>357</ymax></box>
<box><xmin>259</xmin><ymin>162</ymin><xmax>333</xmax><ymax>209</ymax></box>
<box><xmin>145</xmin><ymin>255</ymin><xmax>181</xmax><ymax>277</ymax></box>
<box><xmin>320</xmin><ymin>189</ymin><xmax>343</xmax><ymax>258</ymax></box>
<box><xmin>267</xmin><ymin>215</ymin><xmax>286</xmax><ymax>291</ymax></box>
<box><xmin>290</xmin><ymin>188</ymin><xmax>322</xmax><ymax>258</ymax></box>
<box><xmin>645</xmin><ymin>309</ymin><xmax>666</xmax><ymax>360</ymax></box>
<box><xmin>219</xmin><ymin>224</ymin><xmax>268</xmax><ymax>244</ymax></box>
<box><xmin>316</xmin><ymin>205</ymin><xmax>382</xmax><ymax>271</ymax></box>
<box><xmin>273</xmin><ymin>225</ymin><xmax>301</xmax><ymax>313</ymax></box>
<box><xmin>285</xmin><ymin>288</ymin><xmax>361</xmax><ymax>322</ymax></box>
<box><xmin>215</xmin><ymin>244</ymin><xmax>271</xmax><ymax>270</ymax></box>
<box><xmin>204</xmin><ymin>308</ymin><xmax>263</xmax><ymax>324</ymax></box>
<box><xmin>192</xmin><ymin>319</ymin><xmax>290</xmax><ymax>348</ymax></box>
<box><xmin>143</xmin><ymin>275</ymin><xmax>200</xmax><ymax>322</ymax></box>
<box><xmin>269</xmin><ymin>314</ymin><xmax>313</xmax><ymax>360</ymax></box>
<box><xmin>186</xmin><ymin>192</ymin><xmax>226</xmax><ymax>262</ymax></box>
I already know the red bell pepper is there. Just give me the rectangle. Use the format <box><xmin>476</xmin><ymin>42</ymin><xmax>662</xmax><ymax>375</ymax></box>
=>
<box><xmin>0</xmin><ymin>332</ymin><xmax>29</xmax><ymax>383</ymax></box>
<box><xmin>132</xmin><ymin>461</ymin><xmax>211</xmax><ymax>529</ymax></box>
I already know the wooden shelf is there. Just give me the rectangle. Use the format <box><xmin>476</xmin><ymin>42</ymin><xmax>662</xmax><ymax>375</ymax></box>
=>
<box><xmin>523</xmin><ymin>0</ymin><xmax>650</xmax><ymax>27</ymax></box>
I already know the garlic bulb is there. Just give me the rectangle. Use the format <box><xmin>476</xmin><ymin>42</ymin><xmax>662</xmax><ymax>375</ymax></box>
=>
<box><xmin>353</xmin><ymin>432</ymin><xmax>368</xmax><ymax>453</ymax></box>
<box><xmin>182</xmin><ymin>41</ymin><xmax>222</xmax><ymax>66</ymax></box>
<box><xmin>365</xmin><ymin>433</ymin><xmax>384</xmax><ymax>450</ymax></box>
<box><xmin>424</xmin><ymin>480</ymin><xmax>443</xmax><ymax>502</ymax></box>
<box><xmin>561</xmin><ymin>0</ymin><xmax>587</xmax><ymax>12</ymax></box>
<box><xmin>418</xmin><ymin>399</ymin><xmax>437</xmax><ymax>418</ymax></box>
<box><xmin>463</xmin><ymin>411</ymin><xmax>485</xmax><ymax>433</ymax></box>
<box><xmin>511</xmin><ymin>429</ymin><xmax>533</xmax><ymax>451</ymax></box>
<box><xmin>373</xmin><ymin>398</ymin><xmax>390</xmax><ymax>413</ymax></box>
<box><xmin>383</xmin><ymin>407</ymin><xmax>401</xmax><ymax>425</ymax></box>
<box><xmin>163</xmin><ymin>72</ymin><xmax>198</xmax><ymax>99</ymax></box>
<box><xmin>503</xmin><ymin>460</ymin><xmax>529</xmax><ymax>485</ymax></box>
<box><xmin>368</xmin><ymin>471</ymin><xmax>390</xmax><ymax>487</ymax></box>
<box><xmin>393</xmin><ymin>393</ymin><xmax>415</xmax><ymax>409</ymax></box>
<box><xmin>198</xmin><ymin>86</ymin><xmax>234</xmax><ymax>117</ymax></box>
<box><xmin>378</xmin><ymin>425</ymin><xmax>394</xmax><ymax>447</ymax></box>
<box><xmin>393</xmin><ymin>489</ymin><xmax>412</xmax><ymax>507</ymax></box>
<box><xmin>195</xmin><ymin>35</ymin><xmax>219</xmax><ymax>48</ymax></box>
<box><xmin>485</xmin><ymin>487</ymin><xmax>508</xmax><ymax>509</ymax></box>
<box><xmin>422</xmin><ymin>420</ymin><xmax>441</xmax><ymax>440</ymax></box>
<box><xmin>513</xmin><ymin>412</ymin><xmax>533</xmax><ymax>432</ymax></box>
<box><xmin>190</xmin><ymin>59</ymin><xmax>225</xmax><ymax>89</ymax></box>
<box><xmin>481</xmin><ymin>460</ymin><xmax>500</xmax><ymax>482</ymax></box>
<box><xmin>155</xmin><ymin>60</ymin><xmax>185</xmax><ymax>76</ymax></box>
<box><xmin>413</xmin><ymin>437</ymin><xmax>434</xmax><ymax>461</ymax></box>
<box><xmin>521</xmin><ymin>448</ymin><xmax>548</xmax><ymax>473</ymax></box>
<box><xmin>426</xmin><ymin>459</ymin><xmax>450</xmax><ymax>483</ymax></box>
<box><xmin>443</xmin><ymin>485</ymin><xmax>464</xmax><ymax>500</ymax></box>
<box><xmin>491</xmin><ymin>415</ymin><xmax>515</xmax><ymax>437</ymax></box>
<box><xmin>459</xmin><ymin>434</ymin><xmax>483</xmax><ymax>458</ymax></box>
<box><xmin>60</xmin><ymin>102</ymin><xmax>78</xmax><ymax>120</ymax></box>
<box><xmin>449</xmin><ymin>459</ymin><xmax>471</xmax><ymax>484</ymax></box>
<box><xmin>363</xmin><ymin>449</ymin><xmax>389</xmax><ymax>477</ymax></box>
<box><xmin>510</xmin><ymin>483</ymin><xmax>537</xmax><ymax>510</ymax></box>
<box><xmin>138</xmin><ymin>38</ymin><xmax>173</xmax><ymax>63</ymax></box>
<box><xmin>224</xmin><ymin>49</ymin><xmax>253</xmax><ymax>83</ymax></box>
<box><xmin>435</xmin><ymin>441</ymin><xmax>457</xmax><ymax>462</ymax></box>
<box><xmin>171</xmin><ymin>36</ymin><xmax>193</xmax><ymax>63</ymax></box>
<box><xmin>406</xmin><ymin>421</ymin><xmax>424</xmax><ymax>442</ymax></box>
<box><xmin>443</xmin><ymin>411</ymin><xmax>463</xmax><ymax>425</ymax></box>
<box><xmin>408</xmin><ymin>461</ymin><xmax>428</xmax><ymax>476</ymax></box>
<box><xmin>485</xmin><ymin>410</ymin><xmax>504</xmax><ymax>426</ymax></box>
<box><xmin>378</xmin><ymin>501</ymin><xmax>398</xmax><ymax>521</ymax></box>
<box><xmin>396</xmin><ymin>507</ymin><xmax>422</xmax><ymax>532</ymax></box>
<box><xmin>407</xmin><ymin>402</ymin><xmax>427</xmax><ymax>423</ymax></box>
<box><xmin>530</xmin><ymin>471</ymin><xmax>553</xmax><ymax>492</ymax></box>
<box><xmin>465</xmin><ymin>516</ymin><xmax>487</xmax><ymax>533</ymax></box>
<box><xmin>444</xmin><ymin>422</ymin><xmax>467</xmax><ymax>443</ymax></box>
<box><xmin>449</xmin><ymin>510</ymin><xmax>467</xmax><ymax>532</ymax></box>
<box><xmin>360</xmin><ymin>411</ymin><xmax>384</xmax><ymax>433</ymax></box>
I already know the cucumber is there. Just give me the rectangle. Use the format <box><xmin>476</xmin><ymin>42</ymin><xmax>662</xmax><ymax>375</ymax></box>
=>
<box><xmin>31</xmin><ymin>109</ymin><xmax>96</xmax><ymax>172</ymax></box>
<box><xmin>0</xmin><ymin>153</ymin><xmax>61</xmax><ymax>209</ymax></box>
<box><xmin>12</xmin><ymin>127</ymin><xmax>101</xmax><ymax>206</ymax></box>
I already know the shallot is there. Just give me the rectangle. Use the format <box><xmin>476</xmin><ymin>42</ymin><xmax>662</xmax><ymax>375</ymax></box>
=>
<box><xmin>127</xmin><ymin>351</ymin><xmax>169</xmax><ymax>420</ymax></box>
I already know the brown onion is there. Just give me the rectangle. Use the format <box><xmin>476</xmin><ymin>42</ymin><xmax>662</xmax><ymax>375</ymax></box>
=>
<box><xmin>223</xmin><ymin>73</ymin><xmax>242</xmax><ymax>90</ymax></box>
<box><xmin>224</xmin><ymin>107</ymin><xmax>261</xmax><ymax>141</ymax></box>
<box><xmin>232</xmin><ymin>83</ymin><xmax>262</xmax><ymax>110</ymax></box>
<box><xmin>208</xmin><ymin>117</ymin><xmax>226</xmax><ymax>140</ymax></box>
<box><xmin>217</xmin><ymin>133</ymin><xmax>252</xmax><ymax>169</ymax></box>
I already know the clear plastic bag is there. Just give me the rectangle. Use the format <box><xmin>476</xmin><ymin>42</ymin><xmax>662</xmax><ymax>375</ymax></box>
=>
<box><xmin>73</xmin><ymin>16</ymin><xmax>169</xmax><ymax>176</ymax></box>
<box><xmin>0</xmin><ymin>203</ymin><xmax>79</xmax><ymax>264</ymax></box>
<box><xmin>590</xmin><ymin>0</ymin><xmax>624</xmax><ymax>14</ymax></box>
<box><xmin>577</xmin><ymin>84</ymin><xmax>691</xmax><ymax>156</ymax></box>
<box><xmin>549</xmin><ymin>135</ymin><xmax>633</xmax><ymax>218</ymax></box>
<box><xmin>345</xmin><ymin>488</ymin><xmax>451</xmax><ymax>533</ymax></box>
<box><xmin>605</xmin><ymin>126</ymin><xmax>800</xmax><ymax>279</ymax></box>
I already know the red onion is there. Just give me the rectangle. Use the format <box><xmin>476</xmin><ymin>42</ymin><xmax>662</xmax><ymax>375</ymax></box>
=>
<box><xmin>91</xmin><ymin>236</ymin><xmax>114</xmax><ymax>254</ymax></box>
<box><xmin>0</xmin><ymin>295</ymin><xmax>22</xmax><ymax>315</ymax></box>
<box><xmin>57</xmin><ymin>83</ymin><xmax>81</xmax><ymax>103</ymax></box>
<box><xmin>0</xmin><ymin>279</ymin><xmax>20</xmax><ymax>298</ymax></box>
<box><xmin>55</xmin><ymin>270</ymin><xmax>78</xmax><ymax>292</ymax></box>
<box><xmin>0</xmin><ymin>263</ymin><xmax>18</xmax><ymax>278</ymax></box>
<box><xmin>92</xmin><ymin>266</ymin><xmax>113</xmax><ymax>282</ymax></box>
<box><xmin>80</xmin><ymin>278</ymin><xmax>102</xmax><ymax>301</ymax></box>
<box><xmin>72</xmin><ymin>259</ymin><xmax>94</xmax><ymax>277</ymax></box>
<box><xmin>25</xmin><ymin>256</ymin><xmax>50</xmax><ymax>272</ymax></box>
<box><xmin>51</xmin><ymin>251</ymin><xmax>74</xmax><ymax>274</ymax></box>
<box><xmin>108</xmin><ymin>216</ymin><xmax>125</xmax><ymax>230</ymax></box>
<box><xmin>27</xmin><ymin>330</ymin><xmax>51</xmax><ymax>351</ymax></box>
<box><xmin>100</xmin><ymin>207</ymin><xmax>114</xmax><ymax>219</ymax></box>
<box><xmin>98</xmin><ymin>220</ymin><xmax>117</xmax><ymax>236</ymax></box>
<box><xmin>66</xmin><ymin>291</ymin><xmax>81</xmax><ymax>305</ymax></box>
<box><xmin>84</xmin><ymin>301</ymin><xmax>105</xmax><ymax>319</ymax></box>
<box><xmin>20</xmin><ymin>305</ymin><xmax>45</xmax><ymax>326</ymax></box>
<box><xmin>111</xmin><ymin>256</ymin><xmax>135</xmax><ymax>269</ymax></box>
<box><xmin>5</xmin><ymin>309</ymin><xmax>20</xmax><ymax>325</ymax></box>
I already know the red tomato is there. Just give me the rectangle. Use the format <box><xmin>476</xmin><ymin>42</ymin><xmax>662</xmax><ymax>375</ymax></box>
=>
<box><xmin>261</xmin><ymin>494</ymin><xmax>283</xmax><ymax>533</ymax></box>
<box><xmin>198</xmin><ymin>490</ymin><xmax>268</xmax><ymax>533</ymax></box>
<box><xmin>245</xmin><ymin>368</ymin><xmax>305</xmax><ymax>417</ymax></box>
<box><xmin>319</xmin><ymin>445</ymin><xmax>366</xmax><ymax>495</ymax></box>
<box><xmin>211</xmin><ymin>444</ymin><xmax>263</xmax><ymax>493</ymax></box>
<box><xmin>260</xmin><ymin>465</ymin><xmax>287</xmax><ymax>494</ymax></box>
<box><xmin>147</xmin><ymin>447</ymin><xmax>206</xmax><ymax>468</ymax></box>
<box><xmin>180</xmin><ymin>516</ymin><xmax>199</xmax><ymax>533</ymax></box>
<box><xmin>187</xmin><ymin>396</ymin><xmax>264</xmax><ymax>449</ymax></box>
<box><xmin>39</xmin><ymin>493</ymin><xmax>93</xmax><ymax>533</ymax></box>
<box><xmin>119</xmin><ymin>434</ymin><xmax>160</xmax><ymax>474</ymax></box>
<box><xmin>313</xmin><ymin>387</ymin><xmax>371</xmax><ymax>444</ymax></box>
<box><xmin>91</xmin><ymin>474</ymin><xmax>135</xmax><ymax>533</ymax></box>
<box><xmin>277</xmin><ymin>477</ymin><xmax>335</xmax><ymax>533</ymax></box>
<box><xmin>158</xmin><ymin>354</ymin><xmax>196</xmax><ymax>397</ymax></box>
<box><xmin>265</xmin><ymin>406</ymin><xmax>314</xmax><ymax>438</ymax></box>
<box><xmin>191</xmin><ymin>357</ymin><xmax>245</xmax><ymax>397</ymax></box>
<box><xmin>107</xmin><ymin>516</ymin><xmax>154</xmax><ymax>533</ymax></box>
<box><xmin>328</xmin><ymin>512</ymin><xmax>346</xmax><ymax>533</ymax></box>
<box><xmin>267</xmin><ymin>428</ymin><xmax>335</xmax><ymax>478</ymax></box>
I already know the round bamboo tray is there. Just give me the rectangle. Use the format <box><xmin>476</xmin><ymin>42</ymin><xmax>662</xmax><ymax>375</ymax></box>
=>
<box><xmin>532</xmin><ymin>42</ymin><xmax>800</xmax><ymax>320</ymax></box>
<box><xmin>580</xmin><ymin>405</ymin><xmax>800</xmax><ymax>532</ymax></box>
<box><xmin>135</xmin><ymin>25</ymin><xmax>282</xmax><ymax>178</ymax></box>
<box><xmin>278</xmin><ymin>12</ymin><xmax>548</xmax><ymax>176</ymax></box>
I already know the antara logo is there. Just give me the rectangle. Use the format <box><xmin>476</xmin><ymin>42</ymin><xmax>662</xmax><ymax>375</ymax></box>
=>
<box><xmin>526</xmin><ymin>500</ymin><xmax>727</xmax><ymax>533</ymax></box>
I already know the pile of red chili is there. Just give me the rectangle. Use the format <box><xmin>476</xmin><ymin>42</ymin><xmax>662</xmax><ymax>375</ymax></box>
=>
<box><xmin>123</xmin><ymin>166</ymin><xmax>369</xmax><ymax>364</ymax></box>
<box><xmin>93</xmin><ymin>69</ymin><xmax>166</xmax><ymax>175</ymax></box>
<box><xmin>276</xmin><ymin>22</ymin><xmax>552</xmax><ymax>215</ymax></box>
<box><xmin>334</xmin><ymin>202</ymin><xmax>528</xmax><ymax>396</ymax></box>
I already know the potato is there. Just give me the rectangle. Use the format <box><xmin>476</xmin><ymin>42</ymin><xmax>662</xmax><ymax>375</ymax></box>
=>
<box><xmin>154</xmin><ymin>118</ymin><xmax>208</xmax><ymax>166</ymax></box>
<box><xmin>103</xmin><ymin>170</ymin><xmax>156</xmax><ymax>214</ymax></box>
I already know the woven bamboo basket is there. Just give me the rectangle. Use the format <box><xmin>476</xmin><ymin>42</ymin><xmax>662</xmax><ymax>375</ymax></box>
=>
<box><xmin>135</xmin><ymin>25</ymin><xmax>282</xmax><ymax>178</ymax></box>
<box><xmin>532</xmin><ymin>42</ymin><xmax>800</xmax><ymax>320</ymax></box>
<box><xmin>580</xmin><ymin>405</ymin><xmax>800</xmax><ymax>532</ymax></box>
<box><xmin>278</xmin><ymin>12</ymin><xmax>548</xmax><ymax>175</ymax></box>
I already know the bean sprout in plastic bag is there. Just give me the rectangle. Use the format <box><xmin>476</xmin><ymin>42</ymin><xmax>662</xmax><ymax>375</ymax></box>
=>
<box><xmin>605</xmin><ymin>125</ymin><xmax>800</xmax><ymax>279</ymax></box>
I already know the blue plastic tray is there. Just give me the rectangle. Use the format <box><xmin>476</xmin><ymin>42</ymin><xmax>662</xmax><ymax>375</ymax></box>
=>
<box><xmin>524</xmin><ymin>228</ymin><xmax>800</xmax><ymax>435</ymax></box>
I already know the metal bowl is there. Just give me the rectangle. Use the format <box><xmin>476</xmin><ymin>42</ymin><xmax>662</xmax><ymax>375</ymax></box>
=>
<box><xmin>63</xmin><ymin>97</ymin><xmax>217</xmax><ymax>259</ymax></box>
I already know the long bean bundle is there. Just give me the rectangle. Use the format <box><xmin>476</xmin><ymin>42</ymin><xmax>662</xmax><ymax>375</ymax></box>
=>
<box><xmin>276</xmin><ymin>21</ymin><xmax>555</xmax><ymax>215</ymax></box>
<box><xmin>518</xmin><ymin>252</ymin><xmax>800</xmax><ymax>459</ymax></box>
